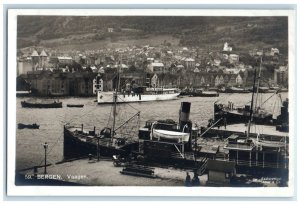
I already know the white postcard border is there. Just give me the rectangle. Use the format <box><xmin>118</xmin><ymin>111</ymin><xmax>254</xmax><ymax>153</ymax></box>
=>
<box><xmin>6</xmin><ymin>8</ymin><xmax>296</xmax><ymax>197</ymax></box>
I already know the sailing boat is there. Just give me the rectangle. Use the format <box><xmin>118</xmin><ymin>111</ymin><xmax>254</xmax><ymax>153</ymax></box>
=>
<box><xmin>63</xmin><ymin>61</ymin><xmax>141</xmax><ymax>159</ymax></box>
<box><xmin>214</xmin><ymin>58</ymin><xmax>284</xmax><ymax>126</ymax></box>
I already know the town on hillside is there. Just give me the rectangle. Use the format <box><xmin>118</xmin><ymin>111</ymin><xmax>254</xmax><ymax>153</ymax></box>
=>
<box><xmin>16</xmin><ymin>41</ymin><xmax>288</xmax><ymax>97</ymax></box>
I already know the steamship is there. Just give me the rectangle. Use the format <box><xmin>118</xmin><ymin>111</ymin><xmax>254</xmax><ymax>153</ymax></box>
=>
<box><xmin>137</xmin><ymin>102</ymin><xmax>206</xmax><ymax>168</ymax></box>
<box><xmin>63</xmin><ymin>101</ymin><xmax>206</xmax><ymax>170</ymax></box>
<box><xmin>97</xmin><ymin>87</ymin><xmax>179</xmax><ymax>104</ymax></box>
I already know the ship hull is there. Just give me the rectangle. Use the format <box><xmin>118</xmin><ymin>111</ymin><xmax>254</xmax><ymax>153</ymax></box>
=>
<box><xmin>192</xmin><ymin>92</ymin><xmax>219</xmax><ymax>97</ymax></box>
<box><xmin>21</xmin><ymin>101</ymin><xmax>62</xmax><ymax>108</ymax></box>
<box><xmin>214</xmin><ymin>103</ymin><xmax>274</xmax><ymax>125</ymax></box>
<box><xmin>215</xmin><ymin>110</ymin><xmax>274</xmax><ymax>125</ymax></box>
<box><xmin>63</xmin><ymin>126</ymin><xmax>137</xmax><ymax>159</ymax></box>
<box><xmin>97</xmin><ymin>92</ymin><xmax>179</xmax><ymax>104</ymax></box>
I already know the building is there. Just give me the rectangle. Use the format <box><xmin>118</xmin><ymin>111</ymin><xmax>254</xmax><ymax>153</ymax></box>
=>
<box><xmin>183</xmin><ymin>58</ymin><xmax>195</xmax><ymax>70</ymax></box>
<box><xmin>206</xmin><ymin>159</ymin><xmax>236</xmax><ymax>186</ymax></box>
<box><xmin>193</xmin><ymin>67</ymin><xmax>200</xmax><ymax>73</ymax></box>
<box><xmin>150</xmin><ymin>73</ymin><xmax>159</xmax><ymax>87</ymax></box>
<box><xmin>148</xmin><ymin>62</ymin><xmax>165</xmax><ymax>73</ymax></box>
<box><xmin>31</xmin><ymin>50</ymin><xmax>40</xmax><ymax>71</ymax></box>
<box><xmin>17</xmin><ymin>61</ymin><xmax>33</xmax><ymax>76</ymax></box>
<box><xmin>57</xmin><ymin>56</ymin><xmax>73</xmax><ymax>65</ymax></box>
<box><xmin>223</xmin><ymin>42</ymin><xmax>232</xmax><ymax>52</ymax></box>
<box><xmin>93</xmin><ymin>74</ymin><xmax>104</xmax><ymax>95</ymax></box>
<box><xmin>39</xmin><ymin>50</ymin><xmax>48</xmax><ymax>68</ymax></box>
<box><xmin>270</xmin><ymin>48</ymin><xmax>280</xmax><ymax>56</ymax></box>
<box><xmin>229</xmin><ymin>54</ymin><xmax>239</xmax><ymax>64</ymax></box>
<box><xmin>22</xmin><ymin>71</ymin><xmax>97</xmax><ymax>96</ymax></box>
<box><xmin>274</xmin><ymin>65</ymin><xmax>288</xmax><ymax>87</ymax></box>
<box><xmin>189</xmin><ymin>72</ymin><xmax>245</xmax><ymax>88</ymax></box>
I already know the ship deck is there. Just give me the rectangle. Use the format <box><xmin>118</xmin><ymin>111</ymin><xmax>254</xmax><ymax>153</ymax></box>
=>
<box><xmin>214</xmin><ymin>123</ymin><xmax>288</xmax><ymax>137</ymax></box>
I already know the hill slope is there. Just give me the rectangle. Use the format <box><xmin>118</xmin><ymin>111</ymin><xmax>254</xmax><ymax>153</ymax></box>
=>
<box><xmin>17</xmin><ymin>16</ymin><xmax>288</xmax><ymax>54</ymax></box>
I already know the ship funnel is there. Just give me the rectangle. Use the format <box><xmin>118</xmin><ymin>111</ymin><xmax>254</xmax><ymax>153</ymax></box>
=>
<box><xmin>179</xmin><ymin>102</ymin><xmax>191</xmax><ymax>126</ymax></box>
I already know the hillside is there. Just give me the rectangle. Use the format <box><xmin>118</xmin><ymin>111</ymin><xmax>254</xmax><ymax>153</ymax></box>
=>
<box><xmin>17</xmin><ymin>16</ymin><xmax>288</xmax><ymax>54</ymax></box>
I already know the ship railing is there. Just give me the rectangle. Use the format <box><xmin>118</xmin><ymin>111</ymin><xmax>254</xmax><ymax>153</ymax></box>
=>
<box><xmin>224</xmin><ymin>143</ymin><xmax>255</xmax><ymax>151</ymax></box>
<box><xmin>229</xmin><ymin>159</ymin><xmax>288</xmax><ymax>169</ymax></box>
<box><xmin>65</xmin><ymin>123</ymin><xmax>104</xmax><ymax>134</ymax></box>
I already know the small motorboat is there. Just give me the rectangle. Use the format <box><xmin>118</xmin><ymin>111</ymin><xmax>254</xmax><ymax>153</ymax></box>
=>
<box><xmin>18</xmin><ymin>123</ymin><xmax>40</xmax><ymax>129</ymax></box>
<box><xmin>67</xmin><ymin>104</ymin><xmax>84</xmax><ymax>108</ymax></box>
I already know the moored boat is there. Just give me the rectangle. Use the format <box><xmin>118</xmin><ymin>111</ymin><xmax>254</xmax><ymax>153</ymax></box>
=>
<box><xmin>64</xmin><ymin>61</ymin><xmax>141</xmax><ymax>159</ymax></box>
<box><xmin>221</xmin><ymin>86</ymin><xmax>250</xmax><ymax>93</ymax></box>
<box><xmin>21</xmin><ymin>100</ymin><xmax>62</xmax><ymax>108</ymax></box>
<box><xmin>63</xmin><ymin>124</ymin><xmax>139</xmax><ymax>159</ymax></box>
<box><xmin>97</xmin><ymin>87</ymin><xmax>179</xmax><ymax>104</ymax></box>
<box><xmin>214</xmin><ymin>59</ymin><xmax>287</xmax><ymax>126</ymax></box>
<box><xmin>192</xmin><ymin>89</ymin><xmax>219</xmax><ymax>97</ymax></box>
<box><xmin>67</xmin><ymin>104</ymin><xmax>84</xmax><ymax>108</ymax></box>
<box><xmin>18</xmin><ymin>123</ymin><xmax>40</xmax><ymax>129</ymax></box>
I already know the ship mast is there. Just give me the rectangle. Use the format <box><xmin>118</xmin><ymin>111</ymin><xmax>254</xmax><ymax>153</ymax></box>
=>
<box><xmin>247</xmin><ymin>65</ymin><xmax>257</xmax><ymax>139</ymax></box>
<box><xmin>111</xmin><ymin>54</ymin><xmax>121</xmax><ymax>139</ymax></box>
<box><xmin>254</xmin><ymin>57</ymin><xmax>262</xmax><ymax>112</ymax></box>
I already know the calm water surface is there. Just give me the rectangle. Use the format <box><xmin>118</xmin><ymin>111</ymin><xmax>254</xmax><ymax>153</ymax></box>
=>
<box><xmin>16</xmin><ymin>92</ymin><xmax>287</xmax><ymax>170</ymax></box>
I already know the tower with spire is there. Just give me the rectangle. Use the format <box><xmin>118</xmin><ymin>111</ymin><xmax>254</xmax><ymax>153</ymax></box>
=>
<box><xmin>31</xmin><ymin>50</ymin><xmax>39</xmax><ymax>71</ymax></box>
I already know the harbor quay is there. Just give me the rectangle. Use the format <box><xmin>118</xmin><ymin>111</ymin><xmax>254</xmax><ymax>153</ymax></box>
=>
<box><xmin>17</xmin><ymin>157</ymin><xmax>280</xmax><ymax>187</ymax></box>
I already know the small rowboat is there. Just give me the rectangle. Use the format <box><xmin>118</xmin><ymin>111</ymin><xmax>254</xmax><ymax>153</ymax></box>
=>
<box><xmin>21</xmin><ymin>100</ymin><xmax>62</xmax><ymax>108</ymax></box>
<box><xmin>67</xmin><ymin>104</ymin><xmax>84</xmax><ymax>108</ymax></box>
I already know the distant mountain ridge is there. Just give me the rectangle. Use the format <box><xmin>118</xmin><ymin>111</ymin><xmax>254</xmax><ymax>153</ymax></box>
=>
<box><xmin>17</xmin><ymin>16</ymin><xmax>288</xmax><ymax>53</ymax></box>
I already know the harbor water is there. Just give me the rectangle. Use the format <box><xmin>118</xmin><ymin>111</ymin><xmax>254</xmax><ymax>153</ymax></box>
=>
<box><xmin>16</xmin><ymin>92</ymin><xmax>287</xmax><ymax>170</ymax></box>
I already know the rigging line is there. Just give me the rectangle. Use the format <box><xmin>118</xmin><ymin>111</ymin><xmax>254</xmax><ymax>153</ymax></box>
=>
<box><xmin>114</xmin><ymin>113</ymin><xmax>140</xmax><ymax>134</ymax></box>
<box><xmin>106</xmin><ymin>103</ymin><xmax>113</xmax><ymax>127</ymax></box>
<box><xmin>116</xmin><ymin>95</ymin><xmax>141</xmax><ymax>112</ymax></box>
<box><xmin>260</xmin><ymin>90</ymin><xmax>280</xmax><ymax>108</ymax></box>
<box><xmin>272</xmin><ymin>98</ymin><xmax>277</xmax><ymax>116</ymax></box>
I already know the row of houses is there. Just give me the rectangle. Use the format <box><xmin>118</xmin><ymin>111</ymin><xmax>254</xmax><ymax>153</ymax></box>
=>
<box><xmin>20</xmin><ymin>71</ymin><xmax>100</xmax><ymax>96</ymax></box>
<box><xmin>18</xmin><ymin>68</ymin><xmax>249</xmax><ymax>96</ymax></box>
<box><xmin>181</xmin><ymin>72</ymin><xmax>245</xmax><ymax>88</ymax></box>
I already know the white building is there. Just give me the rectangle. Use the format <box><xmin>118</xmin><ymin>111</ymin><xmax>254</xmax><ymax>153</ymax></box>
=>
<box><xmin>223</xmin><ymin>42</ymin><xmax>232</xmax><ymax>52</ymax></box>
<box><xmin>108</xmin><ymin>28</ymin><xmax>114</xmax><ymax>33</ymax></box>
<box><xmin>148</xmin><ymin>62</ymin><xmax>165</xmax><ymax>73</ymax></box>
<box><xmin>229</xmin><ymin>54</ymin><xmax>239</xmax><ymax>63</ymax></box>
<box><xmin>57</xmin><ymin>56</ymin><xmax>73</xmax><ymax>64</ymax></box>
<box><xmin>151</xmin><ymin>73</ymin><xmax>159</xmax><ymax>87</ymax></box>
<box><xmin>93</xmin><ymin>74</ymin><xmax>104</xmax><ymax>94</ymax></box>
<box><xmin>270</xmin><ymin>48</ymin><xmax>280</xmax><ymax>56</ymax></box>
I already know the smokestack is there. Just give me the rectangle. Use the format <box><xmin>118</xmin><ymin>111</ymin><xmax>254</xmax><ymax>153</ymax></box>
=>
<box><xmin>179</xmin><ymin>102</ymin><xmax>191</xmax><ymax>128</ymax></box>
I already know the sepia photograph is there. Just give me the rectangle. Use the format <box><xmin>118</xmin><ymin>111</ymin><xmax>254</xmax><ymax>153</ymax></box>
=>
<box><xmin>6</xmin><ymin>8</ymin><xmax>296</xmax><ymax>197</ymax></box>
